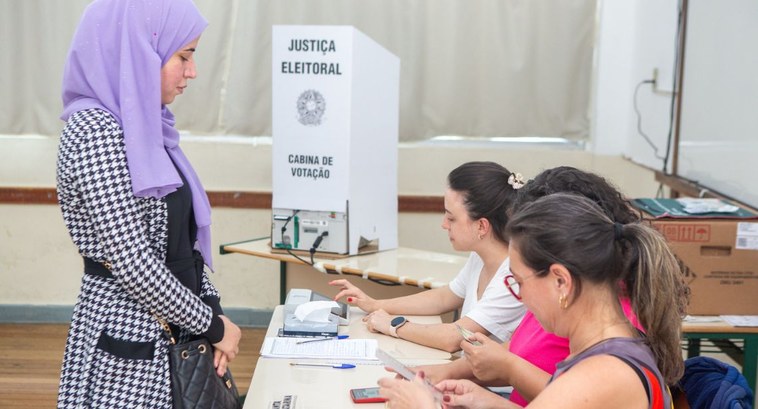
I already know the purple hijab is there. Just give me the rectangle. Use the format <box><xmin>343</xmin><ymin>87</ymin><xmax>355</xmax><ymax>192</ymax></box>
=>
<box><xmin>61</xmin><ymin>0</ymin><xmax>214</xmax><ymax>268</ymax></box>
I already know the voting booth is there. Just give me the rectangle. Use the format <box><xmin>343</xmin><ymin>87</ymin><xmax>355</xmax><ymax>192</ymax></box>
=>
<box><xmin>271</xmin><ymin>25</ymin><xmax>400</xmax><ymax>255</ymax></box>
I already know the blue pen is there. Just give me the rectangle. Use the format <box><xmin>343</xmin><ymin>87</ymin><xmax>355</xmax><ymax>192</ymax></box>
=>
<box><xmin>296</xmin><ymin>335</ymin><xmax>349</xmax><ymax>344</ymax></box>
<box><xmin>289</xmin><ymin>362</ymin><xmax>356</xmax><ymax>369</ymax></box>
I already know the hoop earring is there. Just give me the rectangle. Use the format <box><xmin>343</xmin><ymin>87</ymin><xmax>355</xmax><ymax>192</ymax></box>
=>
<box><xmin>478</xmin><ymin>234</ymin><xmax>483</xmax><ymax>240</ymax></box>
<box><xmin>558</xmin><ymin>293</ymin><xmax>569</xmax><ymax>309</ymax></box>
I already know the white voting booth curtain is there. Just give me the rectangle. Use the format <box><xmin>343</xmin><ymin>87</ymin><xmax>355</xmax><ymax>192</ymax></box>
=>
<box><xmin>1</xmin><ymin>0</ymin><xmax>595</xmax><ymax>142</ymax></box>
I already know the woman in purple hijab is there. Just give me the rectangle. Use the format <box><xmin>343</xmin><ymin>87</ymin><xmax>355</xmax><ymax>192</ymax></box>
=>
<box><xmin>56</xmin><ymin>0</ymin><xmax>241</xmax><ymax>407</ymax></box>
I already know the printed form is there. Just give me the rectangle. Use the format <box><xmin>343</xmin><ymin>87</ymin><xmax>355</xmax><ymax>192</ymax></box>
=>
<box><xmin>260</xmin><ymin>337</ymin><xmax>378</xmax><ymax>360</ymax></box>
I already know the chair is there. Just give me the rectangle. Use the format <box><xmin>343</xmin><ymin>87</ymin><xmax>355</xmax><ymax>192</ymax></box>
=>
<box><xmin>678</xmin><ymin>356</ymin><xmax>754</xmax><ymax>409</ymax></box>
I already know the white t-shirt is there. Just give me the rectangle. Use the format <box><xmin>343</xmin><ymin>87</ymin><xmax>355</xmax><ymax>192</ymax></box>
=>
<box><xmin>448</xmin><ymin>252</ymin><xmax>525</xmax><ymax>342</ymax></box>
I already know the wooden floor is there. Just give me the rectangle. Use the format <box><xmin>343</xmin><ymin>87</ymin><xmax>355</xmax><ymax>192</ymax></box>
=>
<box><xmin>0</xmin><ymin>323</ymin><xmax>266</xmax><ymax>408</ymax></box>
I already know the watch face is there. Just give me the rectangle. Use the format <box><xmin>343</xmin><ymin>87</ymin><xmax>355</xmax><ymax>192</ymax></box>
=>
<box><xmin>391</xmin><ymin>316</ymin><xmax>406</xmax><ymax>327</ymax></box>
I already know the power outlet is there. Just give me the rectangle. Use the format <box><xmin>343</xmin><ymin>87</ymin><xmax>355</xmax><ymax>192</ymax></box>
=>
<box><xmin>651</xmin><ymin>67</ymin><xmax>674</xmax><ymax>94</ymax></box>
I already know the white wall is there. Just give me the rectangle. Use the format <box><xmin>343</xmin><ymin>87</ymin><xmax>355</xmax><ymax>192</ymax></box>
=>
<box><xmin>593</xmin><ymin>0</ymin><xmax>680</xmax><ymax>174</ymax></box>
<box><xmin>676</xmin><ymin>0</ymin><xmax>758</xmax><ymax>208</ymax></box>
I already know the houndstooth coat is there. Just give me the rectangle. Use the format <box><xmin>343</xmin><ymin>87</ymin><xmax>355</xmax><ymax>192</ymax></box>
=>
<box><xmin>56</xmin><ymin>109</ymin><xmax>221</xmax><ymax>408</ymax></box>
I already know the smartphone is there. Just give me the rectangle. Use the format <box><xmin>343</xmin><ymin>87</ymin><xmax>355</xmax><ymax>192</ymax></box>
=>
<box><xmin>375</xmin><ymin>349</ymin><xmax>444</xmax><ymax>401</ymax></box>
<box><xmin>455</xmin><ymin>324</ymin><xmax>482</xmax><ymax>346</ymax></box>
<box><xmin>349</xmin><ymin>387</ymin><xmax>386</xmax><ymax>403</ymax></box>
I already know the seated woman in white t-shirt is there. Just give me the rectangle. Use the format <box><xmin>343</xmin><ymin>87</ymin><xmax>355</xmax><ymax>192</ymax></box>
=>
<box><xmin>330</xmin><ymin>161</ymin><xmax>526</xmax><ymax>352</ymax></box>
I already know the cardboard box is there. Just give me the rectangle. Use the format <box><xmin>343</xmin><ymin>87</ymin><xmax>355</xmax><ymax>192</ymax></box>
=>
<box><xmin>647</xmin><ymin>217</ymin><xmax>758</xmax><ymax>315</ymax></box>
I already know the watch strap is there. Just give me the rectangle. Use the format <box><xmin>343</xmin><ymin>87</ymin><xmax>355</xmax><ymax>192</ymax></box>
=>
<box><xmin>389</xmin><ymin>317</ymin><xmax>407</xmax><ymax>338</ymax></box>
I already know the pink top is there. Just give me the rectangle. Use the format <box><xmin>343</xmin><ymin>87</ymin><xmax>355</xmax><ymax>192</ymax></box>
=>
<box><xmin>507</xmin><ymin>298</ymin><xmax>640</xmax><ymax>406</ymax></box>
<box><xmin>508</xmin><ymin>311</ymin><xmax>569</xmax><ymax>406</ymax></box>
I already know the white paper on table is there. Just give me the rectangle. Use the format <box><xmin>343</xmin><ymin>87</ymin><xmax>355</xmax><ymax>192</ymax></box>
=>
<box><xmin>676</xmin><ymin>198</ymin><xmax>739</xmax><ymax>214</ymax></box>
<box><xmin>684</xmin><ymin>315</ymin><xmax>723</xmax><ymax>323</ymax></box>
<box><xmin>294</xmin><ymin>300</ymin><xmax>340</xmax><ymax>323</ymax></box>
<box><xmin>720</xmin><ymin>315</ymin><xmax>758</xmax><ymax>327</ymax></box>
<box><xmin>260</xmin><ymin>337</ymin><xmax>378</xmax><ymax>360</ymax></box>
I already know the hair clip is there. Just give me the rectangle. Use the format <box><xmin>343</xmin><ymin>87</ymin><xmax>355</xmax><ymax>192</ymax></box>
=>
<box><xmin>508</xmin><ymin>172</ymin><xmax>525</xmax><ymax>190</ymax></box>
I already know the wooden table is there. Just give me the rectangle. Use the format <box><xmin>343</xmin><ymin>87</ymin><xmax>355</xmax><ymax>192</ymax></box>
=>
<box><xmin>221</xmin><ymin>237</ymin><xmax>467</xmax><ymax>304</ymax></box>
<box><xmin>682</xmin><ymin>318</ymin><xmax>758</xmax><ymax>388</ymax></box>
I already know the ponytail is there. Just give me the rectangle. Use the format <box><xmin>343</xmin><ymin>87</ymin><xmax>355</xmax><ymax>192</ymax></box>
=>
<box><xmin>621</xmin><ymin>223</ymin><xmax>688</xmax><ymax>384</ymax></box>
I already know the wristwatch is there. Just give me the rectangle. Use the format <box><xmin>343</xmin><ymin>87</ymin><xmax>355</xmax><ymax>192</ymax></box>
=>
<box><xmin>389</xmin><ymin>316</ymin><xmax>407</xmax><ymax>338</ymax></box>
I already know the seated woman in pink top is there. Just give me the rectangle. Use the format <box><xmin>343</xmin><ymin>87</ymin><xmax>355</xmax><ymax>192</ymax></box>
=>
<box><xmin>415</xmin><ymin>167</ymin><xmax>644</xmax><ymax>406</ymax></box>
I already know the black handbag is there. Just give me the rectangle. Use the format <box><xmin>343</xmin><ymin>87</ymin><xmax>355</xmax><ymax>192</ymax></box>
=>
<box><xmin>157</xmin><ymin>316</ymin><xmax>242</xmax><ymax>409</ymax></box>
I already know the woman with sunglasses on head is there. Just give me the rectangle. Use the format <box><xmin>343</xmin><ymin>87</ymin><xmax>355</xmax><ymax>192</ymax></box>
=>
<box><xmin>379</xmin><ymin>193</ymin><xmax>687</xmax><ymax>409</ymax></box>
<box><xmin>330</xmin><ymin>161</ymin><xmax>525</xmax><ymax>352</ymax></box>
<box><xmin>399</xmin><ymin>167</ymin><xmax>647</xmax><ymax>406</ymax></box>
<box><xmin>56</xmin><ymin>1</ymin><xmax>241</xmax><ymax>407</ymax></box>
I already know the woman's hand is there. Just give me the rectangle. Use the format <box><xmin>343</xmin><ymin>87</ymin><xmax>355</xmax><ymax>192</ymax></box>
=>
<box><xmin>213</xmin><ymin>349</ymin><xmax>230</xmax><ymax>377</ymax></box>
<box><xmin>363</xmin><ymin>309</ymin><xmax>392</xmax><ymax>335</ymax></box>
<box><xmin>378</xmin><ymin>371</ymin><xmax>438</xmax><ymax>409</ymax></box>
<box><xmin>436</xmin><ymin>379</ymin><xmax>514</xmax><ymax>409</ymax></box>
<box><xmin>460</xmin><ymin>332</ymin><xmax>512</xmax><ymax>384</ymax></box>
<box><xmin>212</xmin><ymin>315</ymin><xmax>241</xmax><ymax>376</ymax></box>
<box><xmin>410</xmin><ymin>363</ymin><xmax>452</xmax><ymax>385</ymax></box>
<box><xmin>329</xmin><ymin>279</ymin><xmax>379</xmax><ymax>312</ymax></box>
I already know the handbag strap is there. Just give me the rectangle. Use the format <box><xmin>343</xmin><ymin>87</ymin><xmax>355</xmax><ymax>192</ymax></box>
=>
<box><xmin>153</xmin><ymin>313</ymin><xmax>177</xmax><ymax>345</ymax></box>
